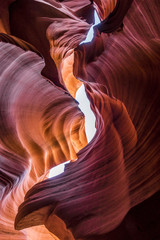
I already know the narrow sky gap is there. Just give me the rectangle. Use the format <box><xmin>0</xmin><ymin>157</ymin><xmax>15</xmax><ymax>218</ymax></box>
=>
<box><xmin>48</xmin><ymin>161</ymin><xmax>70</xmax><ymax>178</ymax></box>
<box><xmin>75</xmin><ymin>84</ymin><xmax>96</xmax><ymax>143</ymax></box>
<box><xmin>48</xmin><ymin>10</ymin><xmax>100</xmax><ymax>178</ymax></box>
<box><xmin>80</xmin><ymin>10</ymin><xmax>101</xmax><ymax>44</ymax></box>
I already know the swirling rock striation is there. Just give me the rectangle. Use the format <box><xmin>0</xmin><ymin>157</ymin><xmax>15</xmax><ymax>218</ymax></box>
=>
<box><xmin>0</xmin><ymin>0</ymin><xmax>160</xmax><ymax>239</ymax></box>
<box><xmin>15</xmin><ymin>82</ymin><xmax>138</xmax><ymax>239</ymax></box>
<box><xmin>0</xmin><ymin>38</ymin><xmax>87</xmax><ymax>239</ymax></box>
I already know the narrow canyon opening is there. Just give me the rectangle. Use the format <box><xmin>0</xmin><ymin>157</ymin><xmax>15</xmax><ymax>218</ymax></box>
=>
<box><xmin>48</xmin><ymin>9</ymin><xmax>100</xmax><ymax>178</ymax></box>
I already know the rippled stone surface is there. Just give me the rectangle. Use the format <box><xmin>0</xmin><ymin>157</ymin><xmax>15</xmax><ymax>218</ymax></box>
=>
<box><xmin>0</xmin><ymin>0</ymin><xmax>160</xmax><ymax>240</ymax></box>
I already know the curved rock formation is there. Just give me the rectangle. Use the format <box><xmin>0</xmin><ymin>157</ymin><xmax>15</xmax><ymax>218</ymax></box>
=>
<box><xmin>15</xmin><ymin>81</ymin><xmax>138</xmax><ymax>237</ymax></box>
<box><xmin>0</xmin><ymin>0</ymin><xmax>160</xmax><ymax>239</ymax></box>
<box><xmin>0</xmin><ymin>38</ymin><xmax>87</xmax><ymax>239</ymax></box>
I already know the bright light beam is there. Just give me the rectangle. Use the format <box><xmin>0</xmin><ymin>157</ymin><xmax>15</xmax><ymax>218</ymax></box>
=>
<box><xmin>80</xmin><ymin>10</ymin><xmax>101</xmax><ymax>44</ymax></box>
<box><xmin>94</xmin><ymin>10</ymin><xmax>101</xmax><ymax>25</ymax></box>
<box><xmin>75</xmin><ymin>84</ymin><xmax>96</xmax><ymax>143</ymax></box>
<box><xmin>48</xmin><ymin>161</ymin><xmax>70</xmax><ymax>178</ymax></box>
<box><xmin>48</xmin><ymin>10</ymin><xmax>100</xmax><ymax>178</ymax></box>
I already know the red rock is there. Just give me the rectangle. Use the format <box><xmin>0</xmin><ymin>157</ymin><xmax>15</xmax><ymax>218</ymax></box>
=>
<box><xmin>0</xmin><ymin>1</ymin><xmax>160</xmax><ymax>239</ymax></box>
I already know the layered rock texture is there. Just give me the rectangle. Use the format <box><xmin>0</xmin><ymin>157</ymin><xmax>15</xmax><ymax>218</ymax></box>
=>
<box><xmin>0</xmin><ymin>0</ymin><xmax>160</xmax><ymax>239</ymax></box>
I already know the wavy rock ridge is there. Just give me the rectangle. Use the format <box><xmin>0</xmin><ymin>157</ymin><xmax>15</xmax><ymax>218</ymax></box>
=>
<box><xmin>0</xmin><ymin>0</ymin><xmax>160</xmax><ymax>239</ymax></box>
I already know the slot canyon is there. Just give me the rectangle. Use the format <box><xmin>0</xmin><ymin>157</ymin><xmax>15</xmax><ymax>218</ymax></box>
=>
<box><xmin>0</xmin><ymin>0</ymin><xmax>160</xmax><ymax>239</ymax></box>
